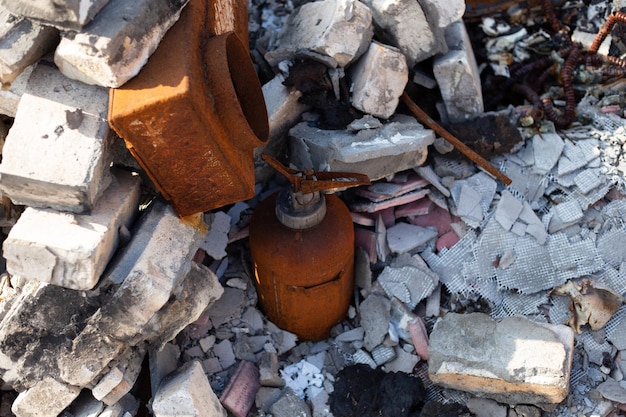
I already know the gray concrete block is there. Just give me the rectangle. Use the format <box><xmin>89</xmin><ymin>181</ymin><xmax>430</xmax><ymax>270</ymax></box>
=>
<box><xmin>92</xmin><ymin>198</ymin><xmax>206</xmax><ymax>342</ymax></box>
<box><xmin>288</xmin><ymin>116</ymin><xmax>434</xmax><ymax>181</ymax></box>
<box><xmin>2</xmin><ymin>169</ymin><xmax>142</xmax><ymax>290</ymax></box>
<box><xmin>0</xmin><ymin>7</ymin><xmax>58</xmax><ymax>84</ymax></box>
<box><xmin>428</xmin><ymin>312</ymin><xmax>574</xmax><ymax>410</ymax></box>
<box><xmin>0</xmin><ymin>61</ymin><xmax>113</xmax><ymax>212</ymax></box>
<box><xmin>264</xmin><ymin>0</ymin><xmax>373</xmax><ymax>68</ymax></box>
<box><xmin>152</xmin><ymin>360</ymin><xmax>227</xmax><ymax>417</ymax></box>
<box><xmin>350</xmin><ymin>41</ymin><xmax>408</xmax><ymax>119</ymax></box>
<box><xmin>433</xmin><ymin>20</ymin><xmax>483</xmax><ymax>123</ymax></box>
<box><xmin>11</xmin><ymin>378</ymin><xmax>81</xmax><ymax>417</ymax></box>
<box><xmin>54</xmin><ymin>0</ymin><xmax>188</xmax><ymax>87</ymax></box>
<box><xmin>0</xmin><ymin>0</ymin><xmax>112</xmax><ymax>30</ymax></box>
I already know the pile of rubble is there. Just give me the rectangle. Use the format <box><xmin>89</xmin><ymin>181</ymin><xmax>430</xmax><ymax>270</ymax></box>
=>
<box><xmin>1</xmin><ymin>0</ymin><xmax>626</xmax><ymax>416</ymax></box>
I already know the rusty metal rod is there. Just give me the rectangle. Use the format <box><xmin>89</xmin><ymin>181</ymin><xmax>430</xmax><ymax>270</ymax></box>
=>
<box><xmin>400</xmin><ymin>92</ymin><xmax>512</xmax><ymax>185</ymax></box>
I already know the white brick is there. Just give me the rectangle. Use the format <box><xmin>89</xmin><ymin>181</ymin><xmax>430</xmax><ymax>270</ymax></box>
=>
<box><xmin>418</xmin><ymin>0</ymin><xmax>464</xmax><ymax>29</ymax></box>
<box><xmin>0</xmin><ymin>0</ymin><xmax>111</xmax><ymax>29</ymax></box>
<box><xmin>2</xmin><ymin>170</ymin><xmax>142</xmax><ymax>290</ymax></box>
<box><xmin>350</xmin><ymin>41</ymin><xmax>408</xmax><ymax>119</ymax></box>
<box><xmin>11</xmin><ymin>378</ymin><xmax>81</xmax><ymax>417</ymax></box>
<box><xmin>428</xmin><ymin>313</ymin><xmax>574</xmax><ymax>409</ymax></box>
<box><xmin>0</xmin><ymin>7</ymin><xmax>58</xmax><ymax>84</ymax></box>
<box><xmin>0</xmin><ymin>61</ymin><xmax>112</xmax><ymax>212</ymax></box>
<box><xmin>433</xmin><ymin>21</ymin><xmax>483</xmax><ymax>122</ymax></box>
<box><xmin>152</xmin><ymin>361</ymin><xmax>227</xmax><ymax>417</ymax></box>
<box><xmin>54</xmin><ymin>0</ymin><xmax>188</xmax><ymax>87</ymax></box>
<box><xmin>265</xmin><ymin>0</ymin><xmax>373</xmax><ymax>68</ymax></box>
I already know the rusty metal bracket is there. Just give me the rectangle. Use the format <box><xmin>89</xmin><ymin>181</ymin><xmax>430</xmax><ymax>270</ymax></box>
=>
<box><xmin>261</xmin><ymin>154</ymin><xmax>371</xmax><ymax>194</ymax></box>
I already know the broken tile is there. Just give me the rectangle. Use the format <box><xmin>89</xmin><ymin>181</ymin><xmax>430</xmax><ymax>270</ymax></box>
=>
<box><xmin>407</xmin><ymin>204</ymin><xmax>453</xmax><ymax>235</ymax></box>
<box><xmin>548</xmin><ymin>199</ymin><xmax>584</xmax><ymax>233</ymax></box>
<box><xmin>532</xmin><ymin>133</ymin><xmax>564</xmax><ymax>175</ymax></box>
<box><xmin>494</xmin><ymin>190</ymin><xmax>524</xmax><ymax>231</ymax></box>
<box><xmin>377</xmin><ymin>262</ymin><xmax>437</xmax><ymax>309</ymax></box>
<box><xmin>415</xmin><ymin>165</ymin><xmax>451</xmax><ymax>197</ymax></box>
<box><xmin>395</xmin><ymin>198</ymin><xmax>433</xmax><ymax>218</ymax></box>
<box><xmin>386</xmin><ymin>222</ymin><xmax>437</xmax><ymax>254</ymax></box>
<box><xmin>219</xmin><ymin>361</ymin><xmax>261</xmax><ymax>417</ymax></box>
<box><xmin>359</xmin><ymin>294</ymin><xmax>391</xmax><ymax>351</ymax></box>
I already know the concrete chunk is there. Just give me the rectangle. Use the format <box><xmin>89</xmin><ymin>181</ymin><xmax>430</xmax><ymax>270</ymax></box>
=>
<box><xmin>2</xmin><ymin>170</ymin><xmax>142</xmax><ymax>290</ymax></box>
<box><xmin>256</xmin><ymin>73</ymin><xmax>309</xmax><ymax>182</ymax></box>
<box><xmin>350</xmin><ymin>41</ymin><xmax>408</xmax><ymax>119</ymax></box>
<box><xmin>152</xmin><ymin>360</ymin><xmax>227</xmax><ymax>417</ymax></box>
<box><xmin>265</xmin><ymin>0</ymin><xmax>373</xmax><ymax>68</ymax></box>
<box><xmin>93</xmin><ymin>198</ymin><xmax>206</xmax><ymax>341</ymax></box>
<box><xmin>361</xmin><ymin>0</ymin><xmax>444</xmax><ymax>66</ymax></box>
<box><xmin>428</xmin><ymin>312</ymin><xmax>574</xmax><ymax>409</ymax></box>
<box><xmin>418</xmin><ymin>0</ymin><xmax>464</xmax><ymax>29</ymax></box>
<box><xmin>54</xmin><ymin>0</ymin><xmax>189</xmax><ymax>87</ymax></box>
<box><xmin>289</xmin><ymin>117</ymin><xmax>434</xmax><ymax>181</ymax></box>
<box><xmin>11</xmin><ymin>378</ymin><xmax>81</xmax><ymax>417</ymax></box>
<box><xmin>0</xmin><ymin>281</ymin><xmax>99</xmax><ymax>389</ymax></box>
<box><xmin>0</xmin><ymin>8</ymin><xmax>58</xmax><ymax>84</ymax></box>
<box><xmin>137</xmin><ymin>261</ymin><xmax>224</xmax><ymax>348</ymax></box>
<box><xmin>0</xmin><ymin>0</ymin><xmax>112</xmax><ymax>30</ymax></box>
<box><xmin>433</xmin><ymin>21</ymin><xmax>483</xmax><ymax>122</ymax></box>
<box><xmin>0</xmin><ymin>61</ymin><xmax>112</xmax><ymax>212</ymax></box>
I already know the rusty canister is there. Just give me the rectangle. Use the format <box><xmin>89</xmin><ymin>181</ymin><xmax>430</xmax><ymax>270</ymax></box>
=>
<box><xmin>249</xmin><ymin>188</ymin><xmax>355</xmax><ymax>341</ymax></box>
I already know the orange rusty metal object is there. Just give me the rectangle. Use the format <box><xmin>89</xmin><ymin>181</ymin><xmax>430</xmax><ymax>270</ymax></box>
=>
<box><xmin>108</xmin><ymin>0</ymin><xmax>268</xmax><ymax>217</ymax></box>
<box><xmin>249</xmin><ymin>156</ymin><xmax>370</xmax><ymax>341</ymax></box>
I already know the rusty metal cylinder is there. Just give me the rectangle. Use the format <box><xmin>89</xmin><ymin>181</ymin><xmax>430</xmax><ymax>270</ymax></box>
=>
<box><xmin>249</xmin><ymin>190</ymin><xmax>355</xmax><ymax>341</ymax></box>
